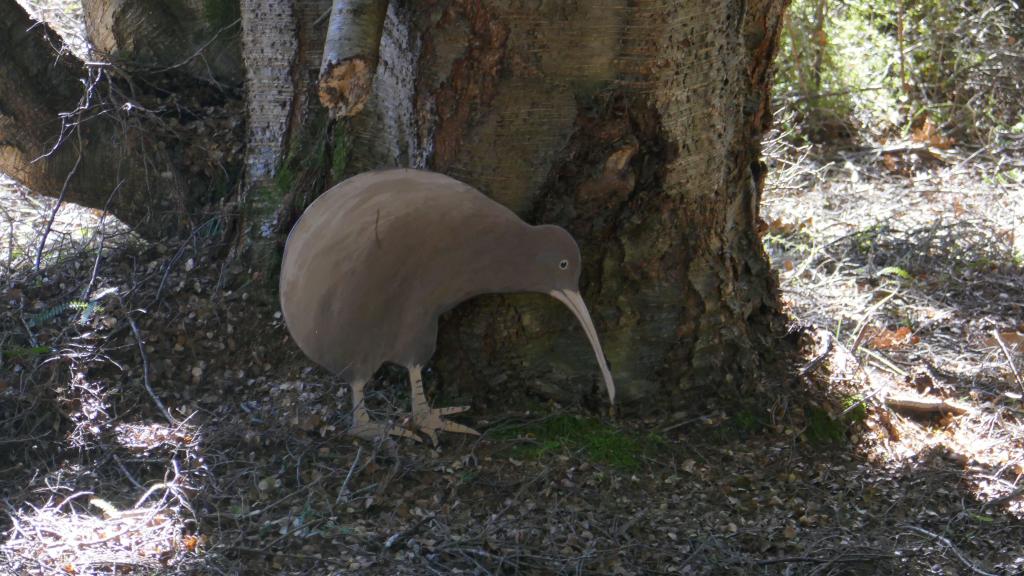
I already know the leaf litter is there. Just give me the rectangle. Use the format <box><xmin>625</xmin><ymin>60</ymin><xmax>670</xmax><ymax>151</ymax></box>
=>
<box><xmin>2</xmin><ymin>140</ymin><xmax>1024</xmax><ymax>575</ymax></box>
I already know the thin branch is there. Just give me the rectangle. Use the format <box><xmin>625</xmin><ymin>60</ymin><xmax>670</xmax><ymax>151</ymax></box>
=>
<box><xmin>904</xmin><ymin>525</ymin><xmax>998</xmax><ymax>576</ymax></box>
<box><xmin>34</xmin><ymin>130</ymin><xmax>82</xmax><ymax>271</ymax></box>
<box><xmin>151</xmin><ymin>18</ymin><xmax>241</xmax><ymax>75</ymax></box>
<box><xmin>980</xmin><ymin>483</ymin><xmax>1024</xmax><ymax>512</ymax></box>
<box><xmin>991</xmin><ymin>329</ymin><xmax>1024</xmax><ymax>393</ymax></box>
<box><xmin>82</xmin><ymin>178</ymin><xmax>125</xmax><ymax>299</ymax></box>
<box><xmin>335</xmin><ymin>444</ymin><xmax>364</xmax><ymax>504</ymax></box>
<box><xmin>123</xmin><ymin>304</ymin><xmax>175</xmax><ymax>425</ymax></box>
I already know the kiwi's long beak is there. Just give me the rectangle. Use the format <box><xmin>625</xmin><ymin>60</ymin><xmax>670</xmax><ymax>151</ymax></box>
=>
<box><xmin>549</xmin><ymin>289</ymin><xmax>616</xmax><ymax>404</ymax></box>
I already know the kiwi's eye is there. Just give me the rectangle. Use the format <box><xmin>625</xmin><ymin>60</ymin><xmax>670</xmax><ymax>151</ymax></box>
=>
<box><xmin>559</xmin><ymin>259</ymin><xmax>569</xmax><ymax>270</ymax></box>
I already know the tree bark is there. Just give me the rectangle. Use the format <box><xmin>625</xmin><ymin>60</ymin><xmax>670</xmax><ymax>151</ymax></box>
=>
<box><xmin>333</xmin><ymin>0</ymin><xmax>788</xmax><ymax>408</ymax></box>
<box><xmin>0</xmin><ymin>0</ymin><xmax>170</xmax><ymax>232</ymax></box>
<box><xmin>82</xmin><ymin>0</ymin><xmax>243</xmax><ymax>85</ymax></box>
<box><xmin>5</xmin><ymin>0</ymin><xmax>788</xmax><ymax>409</ymax></box>
<box><xmin>0</xmin><ymin>0</ymin><xmax>244</xmax><ymax>237</ymax></box>
<box><xmin>318</xmin><ymin>0</ymin><xmax>390</xmax><ymax>117</ymax></box>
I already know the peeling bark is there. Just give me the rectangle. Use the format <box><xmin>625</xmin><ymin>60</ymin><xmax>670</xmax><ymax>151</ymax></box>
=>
<box><xmin>318</xmin><ymin>0</ymin><xmax>389</xmax><ymax>117</ymax></box>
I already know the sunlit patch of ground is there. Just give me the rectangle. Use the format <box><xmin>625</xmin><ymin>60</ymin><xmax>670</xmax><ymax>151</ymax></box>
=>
<box><xmin>2</xmin><ymin>464</ymin><xmax>197</xmax><ymax>574</ymax></box>
<box><xmin>1</xmin><ymin>177</ymin><xmax>201</xmax><ymax>574</ymax></box>
<box><xmin>762</xmin><ymin>130</ymin><xmax>1024</xmax><ymax>526</ymax></box>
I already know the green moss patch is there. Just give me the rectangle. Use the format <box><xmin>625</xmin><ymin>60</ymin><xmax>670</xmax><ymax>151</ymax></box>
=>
<box><xmin>806</xmin><ymin>407</ymin><xmax>846</xmax><ymax>445</ymax></box>
<box><xmin>4</xmin><ymin>345</ymin><xmax>51</xmax><ymax>361</ymax></box>
<box><xmin>492</xmin><ymin>415</ymin><xmax>664</xmax><ymax>471</ymax></box>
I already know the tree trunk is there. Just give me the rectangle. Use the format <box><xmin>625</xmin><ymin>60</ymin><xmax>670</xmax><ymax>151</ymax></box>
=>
<box><xmin>0</xmin><ymin>0</ymin><xmax>243</xmax><ymax>237</ymax></box>
<box><xmin>82</xmin><ymin>0</ymin><xmax>243</xmax><ymax>86</ymax></box>
<box><xmin>5</xmin><ymin>0</ymin><xmax>788</xmax><ymax>409</ymax></box>
<box><xmin>333</xmin><ymin>0</ymin><xmax>788</xmax><ymax>408</ymax></box>
<box><xmin>1</xmin><ymin>0</ymin><xmax>148</xmax><ymax>229</ymax></box>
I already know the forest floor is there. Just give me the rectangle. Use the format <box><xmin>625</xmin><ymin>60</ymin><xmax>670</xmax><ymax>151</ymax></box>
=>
<box><xmin>2</xmin><ymin>124</ymin><xmax>1024</xmax><ymax>576</ymax></box>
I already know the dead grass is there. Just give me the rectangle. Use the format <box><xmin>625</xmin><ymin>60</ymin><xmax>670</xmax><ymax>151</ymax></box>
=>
<box><xmin>3</xmin><ymin>470</ymin><xmax>195</xmax><ymax>574</ymax></box>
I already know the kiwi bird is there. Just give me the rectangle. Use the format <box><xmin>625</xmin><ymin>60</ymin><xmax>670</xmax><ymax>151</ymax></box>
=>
<box><xmin>279</xmin><ymin>169</ymin><xmax>615</xmax><ymax>443</ymax></box>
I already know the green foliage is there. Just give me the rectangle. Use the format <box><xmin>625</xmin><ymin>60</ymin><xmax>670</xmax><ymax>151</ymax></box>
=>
<box><xmin>732</xmin><ymin>408</ymin><xmax>767</xmax><ymax>436</ymax></box>
<box><xmin>776</xmin><ymin>0</ymin><xmax>901</xmax><ymax>140</ymax></box>
<box><xmin>806</xmin><ymin>398</ymin><xmax>865</xmax><ymax>445</ymax></box>
<box><xmin>877</xmin><ymin>266</ymin><xmax>911</xmax><ymax>280</ymax></box>
<box><xmin>776</xmin><ymin>0</ymin><xmax>1023</xmax><ymax>143</ymax></box>
<box><xmin>493</xmin><ymin>415</ymin><xmax>662</xmax><ymax>471</ymax></box>
<box><xmin>851</xmin><ymin>224</ymin><xmax>885</xmax><ymax>255</ymax></box>
<box><xmin>842</xmin><ymin>395</ymin><xmax>868</xmax><ymax>423</ymax></box>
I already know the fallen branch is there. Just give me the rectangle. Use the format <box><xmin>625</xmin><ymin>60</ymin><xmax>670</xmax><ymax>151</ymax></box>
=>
<box><xmin>904</xmin><ymin>525</ymin><xmax>998</xmax><ymax>576</ymax></box>
<box><xmin>884</xmin><ymin>394</ymin><xmax>971</xmax><ymax>416</ymax></box>
<box><xmin>318</xmin><ymin>0</ymin><xmax>390</xmax><ymax>117</ymax></box>
<box><xmin>122</xmin><ymin>304</ymin><xmax>175</xmax><ymax>425</ymax></box>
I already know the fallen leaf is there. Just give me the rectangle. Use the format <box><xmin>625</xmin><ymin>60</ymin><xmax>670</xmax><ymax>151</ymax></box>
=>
<box><xmin>866</xmin><ymin>326</ymin><xmax>918</xmax><ymax>350</ymax></box>
<box><xmin>912</xmin><ymin>118</ymin><xmax>955</xmax><ymax>149</ymax></box>
<box><xmin>983</xmin><ymin>331</ymin><xmax>1024</xmax><ymax>350</ymax></box>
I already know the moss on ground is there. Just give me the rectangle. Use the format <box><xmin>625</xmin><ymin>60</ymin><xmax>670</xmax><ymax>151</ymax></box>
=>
<box><xmin>4</xmin><ymin>345</ymin><xmax>50</xmax><ymax>361</ymax></box>
<box><xmin>805</xmin><ymin>397</ymin><xmax>866</xmax><ymax>445</ymax></box>
<box><xmin>492</xmin><ymin>414</ymin><xmax>665</xmax><ymax>472</ymax></box>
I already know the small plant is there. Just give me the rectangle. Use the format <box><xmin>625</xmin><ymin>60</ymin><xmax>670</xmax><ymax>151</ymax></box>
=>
<box><xmin>26</xmin><ymin>299</ymin><xmax>103</xmax><ymax>327</ymax></box>
<box><xmin>732</xmin><ymin>408</ymin><xmax>767</xmax><ymax>435</ymax></box>
<box><xmin>852</xmin><ymin>225</ymin><xmax>885</xmax><ymax>255</ymax></box>
<box><xmin>841</xmin><ymin>395</ymin><xmax>868</xmax><ymax>423</ymax></box>
<box><xmin>877</xmin><ymin>266</ymin><xmax>911</xmax><ymax>280</ymax></box>
<box><xmin>806</xmin><ymin>397</ymin><xmax>866</xmax><ymax>445</ymax></box>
